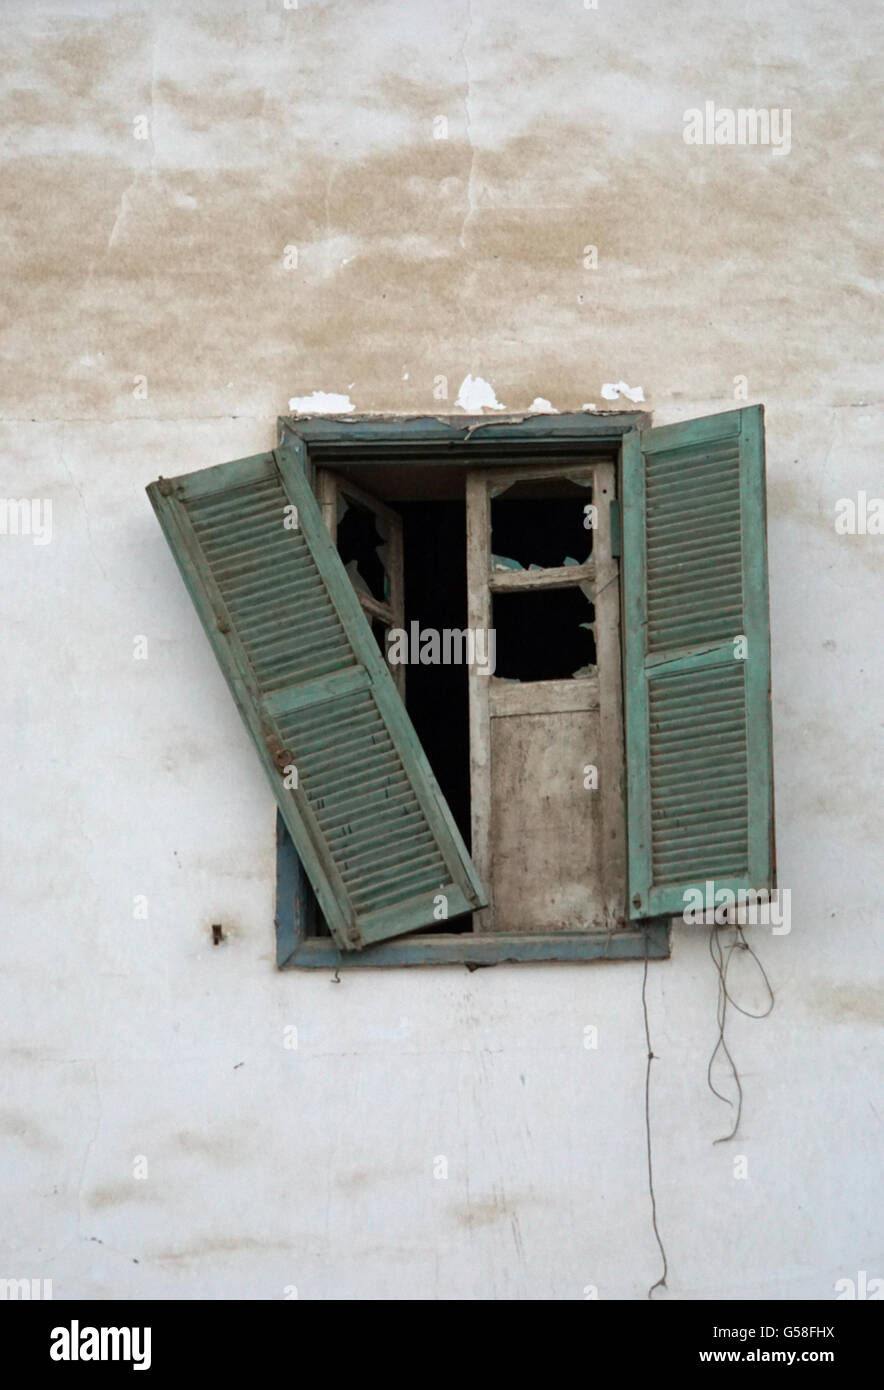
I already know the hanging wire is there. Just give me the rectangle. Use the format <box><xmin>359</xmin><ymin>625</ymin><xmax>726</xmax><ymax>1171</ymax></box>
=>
<box><xmin>706</xmin><ymin>921</ymin><xmax>775</xmax><ymax>1142</ymax></box>
<box><xmin>642</xmin><ymin>930</ymin><xmax>669</xmax><ymax>1298</ymax></box>
<box><xmin>331</xmin><ymin>945</ymin><xmax>343</xmax><ymax>984</ymax></box>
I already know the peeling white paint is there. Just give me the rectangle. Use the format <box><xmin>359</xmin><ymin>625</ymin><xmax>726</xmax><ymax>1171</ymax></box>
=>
<box><xmin>528</xmin><ymin>397</ymin><xmax>559</xmax><ymax>413</ymax></box>
<box><xmin>582</xmin><ymin>403</ymin><xmax>599</xmax><ymax>412</ymax></box>
<box><xmin>288</xmin><ymin>391</ymin><xmax>356</xmax><ymax>414</ymax></box>
<box><xmin>601</xmin><ymin>381</ymin><xmax>645</xmax><ymax>403</ymax></box>
<box><xmin>455</xmin><ymin>374</ymin><xmax>506</xmax><ymax>413</ymax></box>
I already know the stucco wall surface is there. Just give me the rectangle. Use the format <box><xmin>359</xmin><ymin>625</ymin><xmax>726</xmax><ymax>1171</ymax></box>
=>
<box><xmin>1</xmin><ymin>0</ymin><xmax>881</xmax><ymax>1299</ymax></box>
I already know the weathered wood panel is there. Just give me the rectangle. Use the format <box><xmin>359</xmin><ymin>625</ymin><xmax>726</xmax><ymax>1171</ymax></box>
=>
<box><xmin>489</xmin><ymin>698</ymin><xmax>608</xmax><ymax>932</ymax></box>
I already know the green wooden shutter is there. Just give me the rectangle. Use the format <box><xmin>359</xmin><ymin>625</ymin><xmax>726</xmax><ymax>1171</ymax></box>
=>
<box><xmin>147</xmin><ymin>444</ymin><xmax>486</xmax><ymax>950</ymax></box>
<box><xmin>622</xmin><ymin>406</ymin><xmax>774</xmax><ymax>919</ymax></box>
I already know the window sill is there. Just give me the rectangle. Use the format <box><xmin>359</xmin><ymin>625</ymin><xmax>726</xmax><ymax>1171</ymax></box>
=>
<box><xmin>277</xmin><ymin>922</ymin><xmax>671</xmax><ymax>969</ymax></box>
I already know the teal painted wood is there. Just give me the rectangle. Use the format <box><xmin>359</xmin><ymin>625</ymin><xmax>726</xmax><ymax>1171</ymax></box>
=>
<box><xmin>281</xmin><ymin>436</ymin><xmax>321</xmax><ymax>951</ymax></box>
<box><xmin>622</xmin><ymin>406</ymin><xmax>774</xmax><ymax>920</ymax></box>
<box><xmin>286</xmin><ymin>927</ymin><xmax>671</xmax><ymax>967</ymax></box>
<box><xmin>279</xmin><ymin>412</ymin><xmax>648</xmax><ymax>449</ymax></box>
<box><xmin>263</xmin><ymin>665</ymin><xmax>370</xmax><ymax>717</ymax></box>
<box><xmin>645</xmin><ymin>639</ymin><xmax>736</xmax><ymax>677</ymax></box>
<box><xmin>148</xmin><ymin>448</ymin><xmax>487</xmax><ymax>951</ymax></box>
<box><xmin>609</xmin><ymin>498</ymin><xmax>622</xmax><ymax>558</ymax></box>
<box><xmin>274</xmin><ymin>810</ymin><xmax>301</xmax><ymax>966</ymax></box>
<box><xmin>642</xmin><ymin>410</ymin><xmax>741</xmax><ymax>454</ymax></box>
<box><xmin>173</xmin><ymin>451</ymin><xmax>278</xmax><ymax>500</ymax></box>
<box><xmin>622</xmin><ymin>428</ymin><xmax>653</xmax><ymax>919</ymax></box>
<box><xmin>739</xmin><ymin>406</ymin><xmax>775</xmax><ymax>890</ymax></box>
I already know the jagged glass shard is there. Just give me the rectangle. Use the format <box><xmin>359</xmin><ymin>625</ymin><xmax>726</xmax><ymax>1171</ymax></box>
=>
<box><xmin>345</xmin><ymin>558</ymin><xmax>372</xmax><ymax>597</ymax></box>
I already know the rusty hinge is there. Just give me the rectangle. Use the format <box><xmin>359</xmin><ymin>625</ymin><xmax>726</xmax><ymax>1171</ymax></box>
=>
<box><xmin>157</xmin><ymin>476</ymin><xmax>174</xmax><ymax>496</ymax></box>
<box><xmin>266</xmin><ymin>734</ymin><xmax>294</xmax><ymax>773</ymax></box>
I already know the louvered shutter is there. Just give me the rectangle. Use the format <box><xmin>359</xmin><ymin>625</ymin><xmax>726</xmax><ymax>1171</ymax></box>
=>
<box><xmin>622</xmin><ymin>406</ymin><xmax>774</xmax><ymax>919</ymax></box>
<box><xmin>147</xmin><ymin>445</ymin><xmax>486</xmax><ymax>950</ymax></box>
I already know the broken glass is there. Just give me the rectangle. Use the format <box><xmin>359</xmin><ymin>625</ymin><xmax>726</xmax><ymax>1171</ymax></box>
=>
<box><xmin>492</xmin><ymin>587</ymin><xmax>597</xmax><ymax>682</ymax></box>
<box><xmin>489</xmin><ymin>475</ymin><xmax>594</xmax><ymax>570</ymax></box>
<box><xmin>335</xmin><ymin>495</ymin><xmax>390</xmax><ymax>604</ymax></box>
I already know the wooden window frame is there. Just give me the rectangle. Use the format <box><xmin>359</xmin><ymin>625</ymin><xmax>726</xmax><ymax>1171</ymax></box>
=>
<box><xmin>316</xmin><ymin>467</ymin><xmax>406</xmax><ymax>696</ymax></box>
<box><xmin>274</xmin><ymin>412</ymin><xmax>671</xmax><ymax>968</ymax></box>
<box><xmin>466</xmin><ymin>459</ymin><xmax>626</xmax><ymax>936</ymax></box>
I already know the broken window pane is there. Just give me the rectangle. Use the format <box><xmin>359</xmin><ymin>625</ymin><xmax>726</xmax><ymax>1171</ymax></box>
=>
<box><xmin>490</xmin><ymin>476</ymin><xmax>593</xmax><ymax>571</ymax></box>
<box><xmin>336</xmin><ymin>495</ymin><xmax>390</xmax><ymax>603</ymax></box>
<box><xmin>492</xmin><ymin>588</ymin><xmax>596</xmax><ymax>681</ymax></box>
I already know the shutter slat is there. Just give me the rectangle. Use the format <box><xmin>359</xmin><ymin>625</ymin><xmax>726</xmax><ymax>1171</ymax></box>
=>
<box><xmin>329</xmin><ymin>811</ymin><xmax>428</xmax><ymax>854</ymax></box>
<box><xmin>647</xmin><ymin>501</ymin><xmax>743</xmax><ymax>536</ymax></box>
<box><xmin>300</xmin><ymin>743</ymin><xmax>397</xmax><ymax>781</ymax></box>
<box><xmin>349</xmin><ymin>854</ymin><xmax>448</xmax><ymax>904</ymax></box>
<box><xmin>649</xmin><ymin>615</ymin><xmax>744</xmax><ymax>649</ymax></box>
<box><xmin>202</xmin><ymin>532</ymin><xmax>299</xmax><ymax>566</ymax></box>
<box><xmin>340</xmin><ymin>834</ymin><xmax>437</xmax><ymax>877</ymax></box>
<box><xmin>648</xmin><ymin>574</ymin><xmax>744</xmax><ymax>606</ymax></box>
<box><xmin>644</xmin><ymin>550</ymin><xmax>743</xmax><ymax>577</ymax></box>
<box><xmin>316</xmin><ymin>795</ymin><xmax>419</xmax><ymax>834</ymax></box>
<box><xmin>646</xmin><ymin>777</ymin><xmax>749</xmax><ymax>811</ymax></box>
<box><xmin>223</xmin><ymin>570</ymin><xmax>326</xmax><ymax>607</ymax></box>
<box><xmin>318</xmin><ymin>772</ymin><xmax>414</xmax><ymax>811</ymax></box>
<box><xmin>653</xmin><ymin>804</ymin><xmax>749</xmax><ymax>828</ymax></box>
<box><xmin>650</xmin><ymin>739</ymin><xmax>748</xmax><ymax>768</ymax></box>
<box><xmin>650</xmin><ymin>702</ymin><xmax>746</xmax><ymax>731</ymax></box>
<box><xmin>297</xmin><ymin>719</ymin><xmax>388</xmax><ymax>759</ymax></box>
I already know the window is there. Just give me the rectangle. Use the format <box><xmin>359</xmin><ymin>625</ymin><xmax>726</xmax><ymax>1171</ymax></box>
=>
<box><xmin>148</xmin><ymin>408</ymin><xmax>774</xmax><ymax>968</ymax></box>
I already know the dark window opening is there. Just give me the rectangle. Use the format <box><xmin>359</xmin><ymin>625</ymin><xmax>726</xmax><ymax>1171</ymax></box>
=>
<box><xmin>336</xmin><ymin>496</ymin><xmax>388</xmax><ymax>603</ymax></box>
<box><xmin>491</xmin><ymin>478</ymin><xmax>593</xmax><ymax>571</ymax></box>
<box><xmin>493</xmin><ymin>588</ymin><xmax>596</xmax><ymax>681</ymax></box>
<box><xmin>397</xmin><ymin>501</ymin><xmax>473</xmax><ymax>936</ymax></box>
<box><xmin>398</xmin><ymin>500</ymin><xmax>471</xmax><ymax>851</ymax></box>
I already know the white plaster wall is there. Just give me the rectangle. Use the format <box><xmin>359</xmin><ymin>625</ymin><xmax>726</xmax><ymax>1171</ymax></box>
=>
<box><xmin>1</xmin><ymin>0</ymin><xmax>881</xmax><ymax>1299</ymax></box>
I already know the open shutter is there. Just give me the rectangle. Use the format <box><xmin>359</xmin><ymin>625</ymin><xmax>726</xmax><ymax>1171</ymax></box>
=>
<box><xmin>147</xmin><ymin>444</ymin><xmax>486</xmax><ymax>950</ymax></box>
<box><xmin>622</xmin><ymin>406</ymin><xmax>774</xmax><ymax>919</ymax></box>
